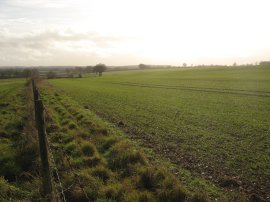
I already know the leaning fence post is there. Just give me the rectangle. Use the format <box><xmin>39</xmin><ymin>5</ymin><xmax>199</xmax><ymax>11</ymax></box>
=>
<box><xmin>33</xmin><ymin>82</ymin><xmax>53</xmax><ymax>200</ymax></box>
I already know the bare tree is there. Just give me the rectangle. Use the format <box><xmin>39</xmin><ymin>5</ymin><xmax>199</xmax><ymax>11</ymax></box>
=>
<box><xmin>47</xmin><ymin>71</ymin><xmax>56</xmax><ymax>79</ymax></box>
<box><xmin>138</xmin><ymin>64</ymin><xmax>148</xmax><ymax>69</ymax></box>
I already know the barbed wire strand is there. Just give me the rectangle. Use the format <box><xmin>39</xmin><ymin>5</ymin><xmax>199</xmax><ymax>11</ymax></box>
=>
<box><xmin>46</xmin><ymin>135</ymin><xmax>67</xmax><ymax>202</ymax></box>
<box><xmin>43</xmin><ymin>102</ymin><xmax>67</xmax><ymax>202</ymax></box>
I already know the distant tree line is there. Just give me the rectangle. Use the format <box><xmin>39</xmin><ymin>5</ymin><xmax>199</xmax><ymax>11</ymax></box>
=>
<box><xmin>47</xmin><ymin>63</ymin><xmax>107</xmax><ymax>79</ymax></box>
<box><xmin>72</xmin><ymin>63</ymin><xmax>106</xmax><ymax>77</ymax></box>
<box><xmin>46</xmin><ymin>71</ymin><xmax>57</xmax><ymax>79</ymax></box>
<box><xmin>138</xmin><ymin>64</ymin><xmax>149</xmax><ymax>69</ymax></box>
<box><xmin>0</xmin><ymin>68</ymin><xmax>32</xmax><ymax>79</ymax></box>
<box><xmin>139</xmin><ymin>64</ymin><xmax>172</xmax><ymax>69</ymax></box>
<box><xmin>0</xmin><ymin>64</ymin><xmax>191</xmax><ymax>79</ymax></box>
<box><xmin>260</xmin><ymin>61</ymin><xmax>270</xmax><ymax>66</ymax></box>
<box><xmin>2</xmin><ymin>61</ymin><xmax>268</xmax><ymax>80</ymax></box>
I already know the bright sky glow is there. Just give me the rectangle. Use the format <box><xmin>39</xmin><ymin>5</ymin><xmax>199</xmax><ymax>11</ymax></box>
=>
<box><xmin>0</xmin><ymin>0</ymin><xmax>269</xmax><ymax>66</ymax></box>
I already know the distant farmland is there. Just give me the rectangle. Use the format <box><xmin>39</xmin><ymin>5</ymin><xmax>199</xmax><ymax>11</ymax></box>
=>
<box><xmin>47</xmin><ymin>66</ymin><xmax>270</xmax><ymax>200</ymax></box>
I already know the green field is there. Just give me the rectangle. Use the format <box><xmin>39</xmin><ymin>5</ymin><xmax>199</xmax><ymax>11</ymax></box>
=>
<box><xmin>48</xmin><ymin>66</ymin><xmax>270</xmax><ymax>199</ymax></box>
<box><xmin>0</xmin><ymin>79</ymin><xmax>40</xmax><ymax>200</ymax></box>
<box><xmin>1</xmin><ymin>66</ymin><xmax>269</xmax><ymax>201</ymax></box>
<box><xmin>0</xmin><ymin>78</ymin><xmax>209</xmax><ymax>201</ymax></box>
<box><xmin>40</xmin><ymin>82</ymin><xmax>205</xmax><ymax>201</ymax></box>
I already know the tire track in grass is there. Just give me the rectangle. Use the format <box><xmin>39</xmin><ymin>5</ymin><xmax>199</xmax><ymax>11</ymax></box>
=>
<box><xmin>108</xmin><ymin>82</ymin><xmax>270</xmax><ymax>98</ymax></box>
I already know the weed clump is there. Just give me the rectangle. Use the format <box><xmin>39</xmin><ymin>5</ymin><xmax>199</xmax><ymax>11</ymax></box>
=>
<box><xmin>61</xmin><ymin>133</ymin><xmax>74</xmax><ymax>144</ymax></box>
<box><xmin>138</xmin><ymin>167</ymin><xmax>166</xmax><ymax>190</ymax></box>
<box><xmin>77</xmin><ymin>170</ymin><xmax>103</xmax><ymax>201</ymax></box>
<box><xmin>75</xmin><ymin>113</ymin><xmax>84</xmax><ymax>121</ymax></box>
<box><xmin>96</xmin><ymin>128</ymin><xmax>108</xmax><ymax>136</ymax></box>
<box><xmin>91</xmin><ymin>166</ymin><xmax>112</xmax><ymax>182</ymax></box>
<box><xmin>157</xmin><ymin>177</ymin><xmax>187</xmax><ymax>202</ymax></box>
<box><xmin>158</xmin><ymin>186</ymin><xmax>186</xmax><ymax>202</ymax></box>
<box><xmin>0</xmin><ymin>102</ymin><xmax>9</xmax><ymax>108</ymax></box>
<box><xmin>100</xmin><ymin>136</ymin><xmax>119</xmax><ymax>151</ymax></box>
<box><xmin>220</xmin><ymin>176</ymin><xmax>240</xmax><ymax>188</ymax></box>
<box><xmin>108</xmin><ymin>142</ymin><xmax>147</xmax><ymax>170</ymax></box>
<box><xmin>64</xmin><ymin>141</ymin><xmax>81</xmax><ymax>157</ymax></box>
<box><xmin>78</xmin><ymin>131</ymin><xmax>89</xmax><ymax>138</ymax></box>
<box><xmin>68</xmin><ymin>122</ymin><xmax>77</xmax><ymax>130</ymax></box>
<box><xmin>0</xmin><ymin>177</ymin><xmax>28</xmax><ymax>200</ymax></box>
<box><xmin>46</xmin><ymin>123</ymin><xmax>60</xmax><ymax>133</ymax></box>
<box><xmin>70</xmin><ymin>156</ymin><xmax>83</xmax><ymax>167</ymax></box>
<box><xmin>83</xmin><ymin>154</ymin><xmax>103</xmax><ymax>167</ymax></box>
<box><xmin>60</xmin><ymin>119</ymin><xmax>70</xmax><ymax>126</ymax></box>
<box><xmin>0</xmin><ymin>140</ymin><xmax>21</xmax><ymax>181</ymax></box>
<box><xmin>16</xmin><ymin>141</ymin><xmax>38</xmax><ymax>172</ymax></box>
<box><xmin>65</xmin><ymin>185</ymin><xmax>89</xmax><ymax>202</ymax></box>
<box><xmin>5</xmin><ymin>121</ymin><xmax>24</xmax><ymax>137</ymax></box>
<box><xmin>102</xmin><ymin>183</ymin><xmax>121</xmax><ymax>199</ymax></box>
<box><xmin>81</xmin><ymin>142</ymin><xmax>96</xmax><ymax>156</ymax></box>
<box><xmin>138</xmin><ymin>191</ymin><xmax>155</xmax><ymax>202</ymax></box>
<box><xmin>54</xmin><ymin>106</ymin><xmax>63</xmax><ymax>114</ymax></box>
<box><xmin>191</xmin><ymin>192</ymin><xmax>209</xmax><ymax>202</ymax></box>
<box><xmin>0</xmin><ymin>131</ymin><xmax>8</xmax><ymax>138</ymax></box>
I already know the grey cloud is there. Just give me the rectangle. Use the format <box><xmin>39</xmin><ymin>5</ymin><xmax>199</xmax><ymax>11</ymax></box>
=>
<box><xmin>0</xmin><ymin>30</ymin><xmax>123</xmax><ymax>50</ymax></box>
<box><xmin>0</xmin><ymin>30</ymin><xmax>128</xmax><ymax>65</ymax></box>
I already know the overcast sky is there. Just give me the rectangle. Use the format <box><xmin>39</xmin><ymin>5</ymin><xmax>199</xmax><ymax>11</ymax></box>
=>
<box><xmin>0</xmin><ymin>0</ymin><xmax>269</xmax><ymax>66</ymax></box>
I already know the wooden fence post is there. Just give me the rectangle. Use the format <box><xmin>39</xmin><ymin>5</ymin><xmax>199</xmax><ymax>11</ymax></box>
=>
<box><xmin>32</xmin><ymin>79</ymin><xmax>39</xmax><ymax>100</ymax></box>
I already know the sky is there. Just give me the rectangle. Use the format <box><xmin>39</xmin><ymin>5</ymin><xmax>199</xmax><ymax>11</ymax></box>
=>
<box><xmin>0</xmin><ymin>0</ymin><xmax>269</xmax><ymax>66</ymax></box>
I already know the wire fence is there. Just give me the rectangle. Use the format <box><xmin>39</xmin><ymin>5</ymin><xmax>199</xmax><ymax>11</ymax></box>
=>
<box><xmin>32</xmin><ymin>79</ymin><xmax>67</xmax><ymax>202</ymax></box>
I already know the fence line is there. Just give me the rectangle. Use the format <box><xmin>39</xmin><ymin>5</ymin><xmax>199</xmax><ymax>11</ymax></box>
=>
<box><xmin>32</xmin><ymin>79</ymin><xmax>66</xmax><ymax>202</ymax></box>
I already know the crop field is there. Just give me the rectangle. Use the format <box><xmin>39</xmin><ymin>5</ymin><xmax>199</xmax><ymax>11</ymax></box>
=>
<box><xmin>39</xmin><ymin>82</ymin><xmax>204</xmax><ymax>201</ymax></box>
<box><xmin>48</xmin><ymin>66</ymin><xmax>270</xmax><ymax>200</ymax></box>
